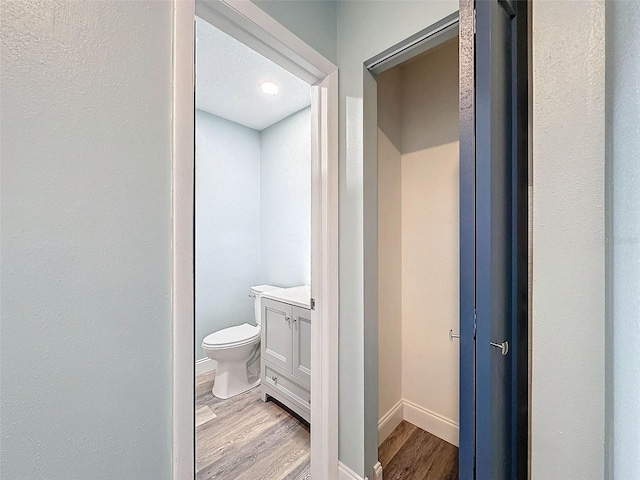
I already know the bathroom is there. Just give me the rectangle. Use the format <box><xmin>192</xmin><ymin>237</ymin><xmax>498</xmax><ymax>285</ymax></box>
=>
<box><xmin>376</xmin><ymin>37</ymin><xmax>460</xmax><ymax>476</ymax></box>
<box><xmin>194</xmin><ymin>16</ymin><xmax>313</xmax><ymax>479</ymax></box>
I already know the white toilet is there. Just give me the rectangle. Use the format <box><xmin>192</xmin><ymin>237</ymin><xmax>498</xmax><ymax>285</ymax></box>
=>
<box><xmin>201</xmin><ymin>284</ymin><xmax>280</xmax><ymax>399</ymax></box>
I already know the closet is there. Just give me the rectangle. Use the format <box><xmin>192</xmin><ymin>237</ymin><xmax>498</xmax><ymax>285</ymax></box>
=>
<box><xmin>377</xmin><ymin>37</ymin><xmax>460</xmax><ymax>452</ymax></box>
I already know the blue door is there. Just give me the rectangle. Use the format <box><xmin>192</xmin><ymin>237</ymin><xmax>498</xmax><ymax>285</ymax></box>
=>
<box><xmin>460</xmin><ymin>0</ymin><xmax>528</xmax><ymax>478</ymax></box>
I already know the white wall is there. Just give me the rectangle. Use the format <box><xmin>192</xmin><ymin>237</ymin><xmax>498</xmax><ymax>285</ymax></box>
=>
<box><xmin>531</xmin><ymin>1</ymin><xmax>606</xmax><ymax>478</ymax></box>
<box><xmin>0</xmin><ymin>1</ymin><xmax>173</xmax><ymax>478</ymax></box>
<box><xmin>606</xmin><ymin>1</ymin><xmax>640</xmax><ymax>478</ymax></box>
<box><xmin>377</xmin><ymin>68</ymin><xmax>403</xmax><ymax>423</ymax></box>
<box><xmin>195</xmin><ymin>110</ymin><xmax>262</xmax><ymax>360</ymax></box>
<box><xmin>400</xmin><ymin>41</ymin><xmax>460</xmax><ymax>435</ymax></box>
<box><xmin>337</xmin><ymin>2</ymin><xmax>458</xmax><ymax>475</ymax></box>
<box><xmin>260</xmin><ymin>107</ymin><xmax>312</xmax><ymax>287</ymax></box>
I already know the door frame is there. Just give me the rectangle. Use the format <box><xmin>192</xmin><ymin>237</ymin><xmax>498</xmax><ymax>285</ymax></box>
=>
<box><xmin>171</xmin><ymin>1</ymin><xmax>339</xmax><ymax>478</ymax></box>
<box><xmin>362</xmin><ymin>12</ymin><xmax>461</xmax><ymax>474</ymax></box>
<box><xmin>458</xmin><ymin>0</ymin><xmax>475</xmax><ymax>476</ymax></box>
<box><xmin>362</xmin><ymin>4</ymin><xmax>529</xmax><ymax>478</ymax></box>
<box><xmin>363</xmin><ymin>10</ymin><xmax>459</xmax><ymax>464</ymax></box>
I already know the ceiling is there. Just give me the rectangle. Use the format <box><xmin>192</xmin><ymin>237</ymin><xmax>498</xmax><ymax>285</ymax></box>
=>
<box><xmin>195</xmin><ymin>17</ymin><xmax>311</xmax><ymax>131</ymax></box>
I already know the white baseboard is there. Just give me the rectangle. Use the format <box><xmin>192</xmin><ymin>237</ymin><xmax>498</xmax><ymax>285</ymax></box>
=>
<box><xmin>377</xmin><ymin>399</ymin><xmax>404</xmax><ymax>446</ymax></box>
<box><xmin>403</xmin><ymin>399</ymin><xmax>459</xmax><ymax>447</ymax></box>
<box><xmin>338</xmin><ymin>461</ymin><xmax>366</xmax><ymax>480</ymax></box>
<box><xmin>377</xmin><ymin>399</ymin><xmax>459</xmax><ymax>447</ymax></box>
<box><xmin>195</xmin><ymin>357</ymin><xmax>216</xmax><ymax>376</ymax></box>
<box><xmin>373</xmin><ymin>461</ymin><xmax>383</xmax><ymax>480</ymax></box>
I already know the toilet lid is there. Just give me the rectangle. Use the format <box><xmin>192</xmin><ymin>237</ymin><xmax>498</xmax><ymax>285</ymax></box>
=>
<box><xmin>202</xmin><ymin>323</ymin><xmax>260</xmax><ymax>349</ymax></box>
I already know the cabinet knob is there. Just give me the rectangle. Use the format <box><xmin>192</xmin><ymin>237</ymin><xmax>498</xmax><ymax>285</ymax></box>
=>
<box><xmin>293</xmin><ymin>316</ymin><xmax>297</xmax><ymax>323</ymax></box>
<box><xmin>272</xmin><ymin>376</ymin><xmax>278</xmax><ymax>383</ymax></box>
<box><xmin>285</xmin><ymin>316</ymin><xmax>290</xmax><ymax>323</ymax></box>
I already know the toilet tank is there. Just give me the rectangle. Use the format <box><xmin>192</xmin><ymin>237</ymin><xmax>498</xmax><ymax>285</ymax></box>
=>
<box><xmin>250</xmin><ymin>285</ymin><xmax>281</xmax><ymax>325</ymax></box>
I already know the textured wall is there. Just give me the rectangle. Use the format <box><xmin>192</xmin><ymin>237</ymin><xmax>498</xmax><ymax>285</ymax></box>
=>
<box><xmin>260</xmin><ymin>107</ymin><xmax>312</xmax><ymax>288</ymax></box>
<box><xmin>531</xmin><ymin>1</ymin><xmax>606</xmax><ymax>478</ymax></box>
<box><xmin>0</xmin><ymin>1</ymin><xmax>173</xmax><ymax>478</ymax></box>
<box><xmin>606</xmin><ymin>1</ymin><xmax>640</xmax><ymax>477</ymax></box>
<box><xmin>252</xmin><ymin>0</ymin><xmax>337</xmax><ymax>64</ymax></box>
<box><xmin>195</xmin><ymin>111</ymin><xmax>262</xmax><ymax>360</ymax></box>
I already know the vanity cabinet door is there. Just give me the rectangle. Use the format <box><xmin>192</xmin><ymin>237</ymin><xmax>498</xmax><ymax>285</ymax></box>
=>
<box><xmin>292</xmin><ymin>306</ymin><xmax>311</xmax><ymax>385</ymax></box>
<box><xmin>262</xmin><ymin>299</ymin><xmax>292</xmax><ymax>373</ymax></box>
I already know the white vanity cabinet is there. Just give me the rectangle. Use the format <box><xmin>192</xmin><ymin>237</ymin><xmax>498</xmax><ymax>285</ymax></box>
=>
<box><xmin>262</xmin><ymin>299</ymin><xmax>293</xmax><ymax>373</ymax></box>
<box><xmin>260</xmin><ymin>287</ymin><xmax>311</xmax><ymax>422</ymax></box>
<box><xmin>291</xmin><ymin>306</ymin><xmax>311</xmax><ymax>386</ymax></box>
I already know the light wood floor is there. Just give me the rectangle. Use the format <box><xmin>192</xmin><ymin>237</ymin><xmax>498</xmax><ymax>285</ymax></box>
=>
<box><xmin>379</xmin><ymin>421</ymin><xmax>459</xmax><ymax>480</ymax></box>
<box><xmin>196</xmin><ymin>370</ymin><xmax>310</xmax><ymax>480</ymax></box>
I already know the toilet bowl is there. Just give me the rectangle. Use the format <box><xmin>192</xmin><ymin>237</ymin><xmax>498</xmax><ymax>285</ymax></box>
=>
<box><xmin>201</xmin><ymin>284</ymin><xmax>280</xmax><ymax>399</ymax></box>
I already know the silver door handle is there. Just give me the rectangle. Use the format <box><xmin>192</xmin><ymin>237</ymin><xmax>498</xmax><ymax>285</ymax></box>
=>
<box><xmin>490</xmin><ymin>341</ymin><xmax>509</xmax><ymax>355</ymax></box>
<box><xmin>449</xmin><ymin>329</ymin><xmax>460</xmax><ymax>342</ymax></box>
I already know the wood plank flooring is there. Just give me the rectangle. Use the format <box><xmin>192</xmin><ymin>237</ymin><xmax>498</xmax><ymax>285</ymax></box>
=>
<box><xmin>196</xmin><ymin>370</ymin><xmax>310</xmax><ymax>480</ymax></box>
<box><xmin>379</xmin><ymin>421</ymin><xmax>458</xmax><ymax>480</ymax></box>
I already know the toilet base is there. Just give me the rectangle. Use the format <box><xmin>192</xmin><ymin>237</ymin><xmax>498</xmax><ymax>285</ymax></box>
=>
<box><xmin>212</xmin><ymin>360</ymin><xmax>261</xmax><ymax>399</ymax></box>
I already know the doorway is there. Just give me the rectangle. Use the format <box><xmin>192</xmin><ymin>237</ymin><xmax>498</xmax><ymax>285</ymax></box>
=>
<box><xmin>376</xmin><ymin>35</ymin><xmax>461</xmax><ymax>478</ymax></box>
<box><xmin>194</xmin><ymin>13</ymin><xmax>315</xmax><ymax>478</ymax></box>
<box><xmin>364</xmin><ymin>2</ymin><xmax>529</xmax><ymax>478</ymax></box>
<box><xmin>171</xmin><ymin>1</ymin><xmax>338</xmax><ymax>478</ymax></box>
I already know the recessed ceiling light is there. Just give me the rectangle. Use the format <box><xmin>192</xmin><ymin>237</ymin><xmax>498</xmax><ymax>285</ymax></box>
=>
<box><xmin>259</xmin><ymin>81</ymin><xmax>279</xmax><ymax>96</ymax></box>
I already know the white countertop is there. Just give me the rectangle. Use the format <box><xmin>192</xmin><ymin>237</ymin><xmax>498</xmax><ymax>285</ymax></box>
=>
<box><xmin>261</xmin><ymin>285</ymin><xmax>311</xmax><ymax>309</ymax></box>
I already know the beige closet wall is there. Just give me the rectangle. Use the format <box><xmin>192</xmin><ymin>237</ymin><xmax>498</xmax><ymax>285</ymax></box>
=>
<box><xmin>401</xmin><ymin>39</ymin><xmax>460</xmax><ymax>433</ymax></box>
<box><xmin>378</xmin><ymin>39</ymin><xmax>460</xmax><ymax>443</ymax></box>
